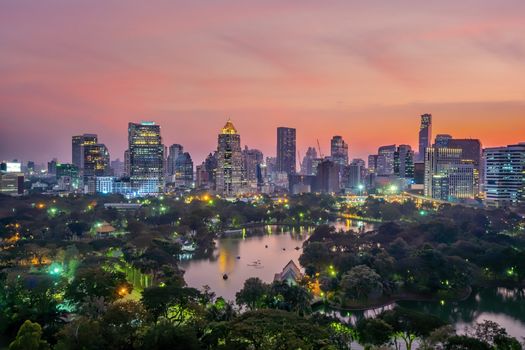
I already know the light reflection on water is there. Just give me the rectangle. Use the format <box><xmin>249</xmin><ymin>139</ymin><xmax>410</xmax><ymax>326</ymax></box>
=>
<box><xmin>180</xmin><ymin>221</ymin><xmax>525</xmax><ymax>340</ymax></box>
<box><xmin>179</xmin><ymin>220</ymin><xmax>375</xmax><ymax>301</ymax></box>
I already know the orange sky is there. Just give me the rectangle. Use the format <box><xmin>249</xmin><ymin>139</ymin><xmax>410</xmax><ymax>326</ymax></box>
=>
<box><xmin>0</xmin><ymin>1</ymin><xmax>524</xmax><ymax>164</ymax></box>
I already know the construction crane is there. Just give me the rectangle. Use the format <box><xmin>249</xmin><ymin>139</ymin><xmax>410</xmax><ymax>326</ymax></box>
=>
<box><xmin>316</xmin><ymin>139</ymin><xmax>324</xmax><ymax>158</ymax></box>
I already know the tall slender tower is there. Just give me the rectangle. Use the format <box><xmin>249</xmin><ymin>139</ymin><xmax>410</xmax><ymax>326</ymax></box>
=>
<box><xmin>216</xmin><ymin>119</ymin><xmax>244</xmax><ymax>197</ymax></box>
<box><xmin>128</xmin><ymin>121</ymin><xmax>164</xmax><ymax>196</ymax></box>
<box><xmin>330</xmin><ymin>136</ymin><xmax>349</xmax><ymax>166</ymax></box>
<box><xmin>72</xmin><ymin>134</ymin><xmax>98</xmax><ymax>168</ymax></box>
<box><xmin>276</xmin><ymin>127</ymin><xmax>296</xmax><ymax>175</ymax></box>
<box><xmin>418</xmin><ymin>114</ymin><xmax>432</xmax><ymax>161</ymax></box>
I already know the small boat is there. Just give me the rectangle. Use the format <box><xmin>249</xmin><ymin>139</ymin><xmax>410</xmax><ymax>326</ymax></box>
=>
<box><xmin>295</xmin><ymin>246</ymin><xmax>300</xmax><ymax>250</ymax></box>
<box><xmin>222</xmin><ymin>274</ymin><xmax>228</xmax><ymax>280</ymax></box>
<box><xmin>265</xmin><ymin>245</ymin><xmax>268</xmax><ymax>248</ymax></box>
<box><xmin>282</xmin><ymin>248</ymin><xmax>286</xmax><ymax>251</ymax></box>
<box><xmin>236</xmin><ymin>256</ymin><xmax>241</xmax><ymax>259</ymax></box>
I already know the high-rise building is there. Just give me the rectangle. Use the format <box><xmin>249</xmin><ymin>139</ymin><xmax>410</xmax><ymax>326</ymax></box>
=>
<box><xmin>330</xmin><ymin>136</ymin><xmax>349</xmax><ymax>166</ymax></box>
<box><xmin>82</xmin><ymin>144</ymin><xmax>110</xmax><ymax>193</ymax></box>
<box><xmin>301</xmin><ymin>147</ymin><xmax>318</xmax><ymax>175</ymax></box>
<box><xmin>72</xmin><ymin>134</ymin><xmax>97</xmax><ymax>168</ymax></box>
<box><xmin>314</xmin><ymin>159</ymin><xmax>340</xmax><ymax>193</ymax></box>
<box><xmin>377</xmin><ymin>145</ymin><xmax>396</xmax><ymax>175</ymax></box>
<box><xmin>242</xmin><ymin>146</ymin><xmax>264</xmax><ymax>186</ymax></box>
<box><xmin>448</xmin><ymin>139</ymin><xmax>482</xmax><ymax>195</ymax></box>
<box><xmin>216</xmin><ymin>119</ymin><xmax>244</xmax><ymax>197</ymax></box>
<box><xmin>195</xmin><ymin>163</ymin><xmax>210</xmax><ymax>189</ymax></box>
<box><xmin>110</xmin><ymin>158</ymin><xmax>125</xmax><ymax>178</ymax></box>
<box><xmin>424</xmin><ymin>147</ymin><xmax>462</xmax><ymax>199</ymax></box>
<box><xmin>47</xmin><ymin>158</ymin><xmax>58</xmax><ymax>175</ymax></box>
<box><xmin>418</xmin><ymin>114</ymin><xmax>432</xmax><ymax>161</ymax></box>
<box><xmin>368</xmin><ymin>155</ymin><xmax>379</xmax><ymax>174</ymax></box>
<box><xmin>167</xmin><ymin>144</ymin><xmax>184</xmax><ymax>176</ymax></box>
<box><xmin>448</xmin><ymin>163</ymin><xmax>475</xmax><ymax>201</ymax></box>
<box><xmin>128</xmin><ymin>121</ymin><xmax>165</xmax><ymax>196</ymax></box>
<box><xmin>484</xmin><ymin>143</ymin><xmax>525</xmax><ymax>208</ymax></box>
<box><xmin>394</xmin><ymin>145</ymin><xmax>414</xmax><ymax>179</ymax></box>
<box><xmin>0</xmin><ymin>162</ymin><xmax>24</xmax><ymax>195</ymax></box>
<box><xmin>342</xmin><ymin>160</ymin><xmax>363</xmax><ymax>193</ymax></box>
<box><xmin>174</xmin><ymin>152</ymin><xmax>193</xmax><ymax>189</ymax></box>
<box><xmin>124</xmin><ymin>150</ymin><xmax>130</xmax><ymax>177</ymax></box>
<box><xmin>434</xmin><ymin>134</ymin><xmax>452</xmax><ymax>148</ymax></box>
<box><xmin>205</xmin><ymin>152</ymin><xmax>218</xmax><ymax>191</ymax></box>
<box><xmin>276</xmin><ymin>127</ymin><xmax>296</xmax><ymax>175</ymax></box>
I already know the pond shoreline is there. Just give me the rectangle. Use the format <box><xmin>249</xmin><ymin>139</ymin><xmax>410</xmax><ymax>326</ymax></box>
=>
<box><xmin>312</xmin><ymin>287</ymin><xmax>473</xmax><ymax>312</ymax></box>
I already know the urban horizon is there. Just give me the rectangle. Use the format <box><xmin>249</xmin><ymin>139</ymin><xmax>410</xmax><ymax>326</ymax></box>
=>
<box><xmin>2</xmin><ymin>1</ymin><xmax>525</xmax><ymax>165</ymax></box>
<box><xmin>2</xmin><ymin>114</ymin><xmax>524</xmax><ymax>167</ymax></box>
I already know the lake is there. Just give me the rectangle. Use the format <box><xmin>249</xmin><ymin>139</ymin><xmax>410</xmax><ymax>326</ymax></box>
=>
<box><xmin>180</xmin><ymin>221</ymin><xmax>525</xmax><ymax>340</ymax></box>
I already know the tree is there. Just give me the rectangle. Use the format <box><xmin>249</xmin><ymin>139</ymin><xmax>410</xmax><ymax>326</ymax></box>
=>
<box><xmin>100</xmin><ymin>301</ymin><xmax>148</xmax><ymax>349</ymax></box>
<box><xmin>54</xmin><ymin>317</ymin><xmax>104</xmax><ymax>350</ymax></box>
<box><xmin>65</xmin><ymin>267</ymin><xmax>131</xmax><ymax>305</ymax></box>
<box><xmin>235</xmin><ymin>277</ymin><xmax>270</xmax><ymax>310</ymax></box>
<box><xmin>379</xmin><ymin>307</ymin><xmax>445</xmax><ymax>350</ymax></box>
<box><xmin>472</xmin><ymin>320</ymin><xmax>509</xmax><ymax>346</ymax></box>
<box><xmin>9</xmin><ymin>320</ymin><xmax>50</xmax><ymax>350</ymax></box>
<box><xmin>445</xmin><ymin>336</ymin><xmax>491</xmax><ymax>350</ymax></box>
<box><xmin>340</xmin><ymin>265</ymin><xmax>382</xmax><ymax>300</ymax></box>
<box><xmin>268</xmin><ymin>281</ymin><xmax>313</xmax><ymax>315</ymax></box>
<box><xmin>141</xmin><ymin>284</ymin><xmax>203</xmax><ymax>325</ymax></box>
<box><xmin>356</xmin><ymin>318</ymin><xmax>393</xmax><ymax>347</ymax></box>
<box><xmin>299</xmin><ymin>242</ymin><xmax>331</xmax><ymax>273</ymax></box>
<box><xmin>138</xmin><ymin>320</ymin><xmax>201</xmax><ymax>350</ymax></box>
<box><xmin>221</xmin><ymin>309</ymin><xmax>331</xmax><ymax>350</ymax></box>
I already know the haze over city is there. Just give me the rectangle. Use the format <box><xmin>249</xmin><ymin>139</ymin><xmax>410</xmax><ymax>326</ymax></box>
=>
<box><xmin>1</xmin><ymin>0</ymin><xmax>525</xmax><ymax>164</ymax></box>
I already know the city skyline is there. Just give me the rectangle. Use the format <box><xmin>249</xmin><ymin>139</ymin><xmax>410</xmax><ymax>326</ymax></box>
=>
<box><xmin>1</xmin><ymin>1</ymin><xmax>525</xmax><ymax>164</ymax></box>
<box><xmin>1</xmin><ymin>113</ymin><xmax>524</xmax><ymax>167</ymax></box>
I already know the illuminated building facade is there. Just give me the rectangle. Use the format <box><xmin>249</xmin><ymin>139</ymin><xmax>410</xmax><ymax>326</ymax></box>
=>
<box><xmin>394</xmin><ymin>144</ymin><xmax>414</xmax><ymax>179</ymax></box>
<box><xmin>276</xmin><ymin>127</ymin><xmax>296</xmax><ymax>175</ymax></box>
<box><xmin>377</xmin><ymin>145</ymin><xmax>396</xmax><ymax>175</ymax></box>
<box><xmin>330</xmin><ymin>136</ymin><xmax>349</xmax><ymax>166</ymax></box>
<box><xmin>72</xmin><ymin>134</ymin><xmax>97</xmax><ymax>168</ymax></box>
<box><xmin>418</xmin><ymin>113</ymin><xmax>432</xmax><ymax>161</ymax></box>
<box><xmin>424</xmin><ymin>147</ymin><xmax>462</xmax><ymax>199</ymax></box>
<box><xmin>484</xmin><ymin>143</ymin><xmax>525</xmax><ymax>208</ymax></box>
<box><xmin>242</xmin><ymin>146</ymin><xmax>264</xmax><ymax>188</ymax></box>
<box><xmin>128</xmin><ymin>121</ymin><xmax>165</xmax><ymax>196</ymax></box>
<box><xmin>216</xmin><ymin>119</ymin><xmax>244</xmax><ymax>197</ymax></box>
<box><xmin>81</xmin><ymin>144</ymin><xmax>110</xmax><ymax>193</ymax></box>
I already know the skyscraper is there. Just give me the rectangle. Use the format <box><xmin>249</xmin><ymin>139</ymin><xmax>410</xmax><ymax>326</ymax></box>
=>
<box><xmin>484</xmin><ymin>143</ymin><xmax>525</xmax><ymax>208</ymax></box>
<box><xmin>128</xmin><ymin>121</ymin><xmax>164</xmax><ymax>196</ymax></box>
<box><xmin>242</xmin><ymin>146</ymin><xmax>264</xmax><ymax>187</ymax></box>
<box><xmin>301</xmin><ymin>147</ymin><xmax>318</xmax><ymax>175</ymax></box>
<box><xmin>72</xmin><ymin>134</ymin><xmax>97</xmax><ymax>168</ymax></box>
<box><xmin>448</xmin><ymin>139</ymin><xmax>482</xmax><ymax>195</ymax></box>
<box><xmin>82</xmin><ymin>143</ymin><xmax>110</xmax><ymax>193</ymax></box>
<box><xmin>377</xmin><ymin>145</ymin><xmax>396</xmax><ymax>175</ymax></box>
<box><xmin>434</xmin><ymin>134</ymin><xmax>452</xmax><ymax>148</ymax></box>
<box><xmin>394</xmin><ymin>145</ymin><xmax>414</xmax><ymax>179</ymax></box>
<box><xmin>314</xmin><ymin>159</ymin><xmax>340</xmax><ymax>193</ymax></box>
<box><xmin>174</xmin><ymin>152</ymin><xmax>194</xmax><ymax>189</ymax></box>
<box><xmin>418</xmin><ymin>114</ymin><xmax>432</xmax><ymax>161</ymax></box>
<box><xmin>167</xmin><ymin>144</ymin><xmax>184</xmax><ymax>176</ymax></box>
<box><xmin>424</xmin><ymin>147</ymin><xmax>462</xmax><ymax>199</ymax></box>
<box><xmin>216</xmin><ymin>119</ymin><xmax>244</xmax><ymax>197</ymax></box>
<box><xmin>330</xmin><ymin>136</ymin><xmax>349</xmax><ymax>166</ymax></box>
<box><xmin>276</xmin><ymin>127</ymin><xmax>296</xmax><ymax>175</ymax></box>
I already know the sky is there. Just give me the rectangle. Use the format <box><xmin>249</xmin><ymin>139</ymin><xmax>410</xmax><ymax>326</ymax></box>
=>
<box><xmin>1</xmin><ymin>0</ymin><xmax>524</xmax><ymax>166</ymax></box>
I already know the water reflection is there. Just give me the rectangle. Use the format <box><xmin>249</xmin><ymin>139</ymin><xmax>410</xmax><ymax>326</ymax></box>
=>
<box><xmin>318</xmin><ymin>288</ymin><xmax>525</xmax><ymax>340</ymax></box>
<box><xmin>180</xmin><ymin>221</ymin><xmax>376</xmax><ymax>301</ymax></box>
